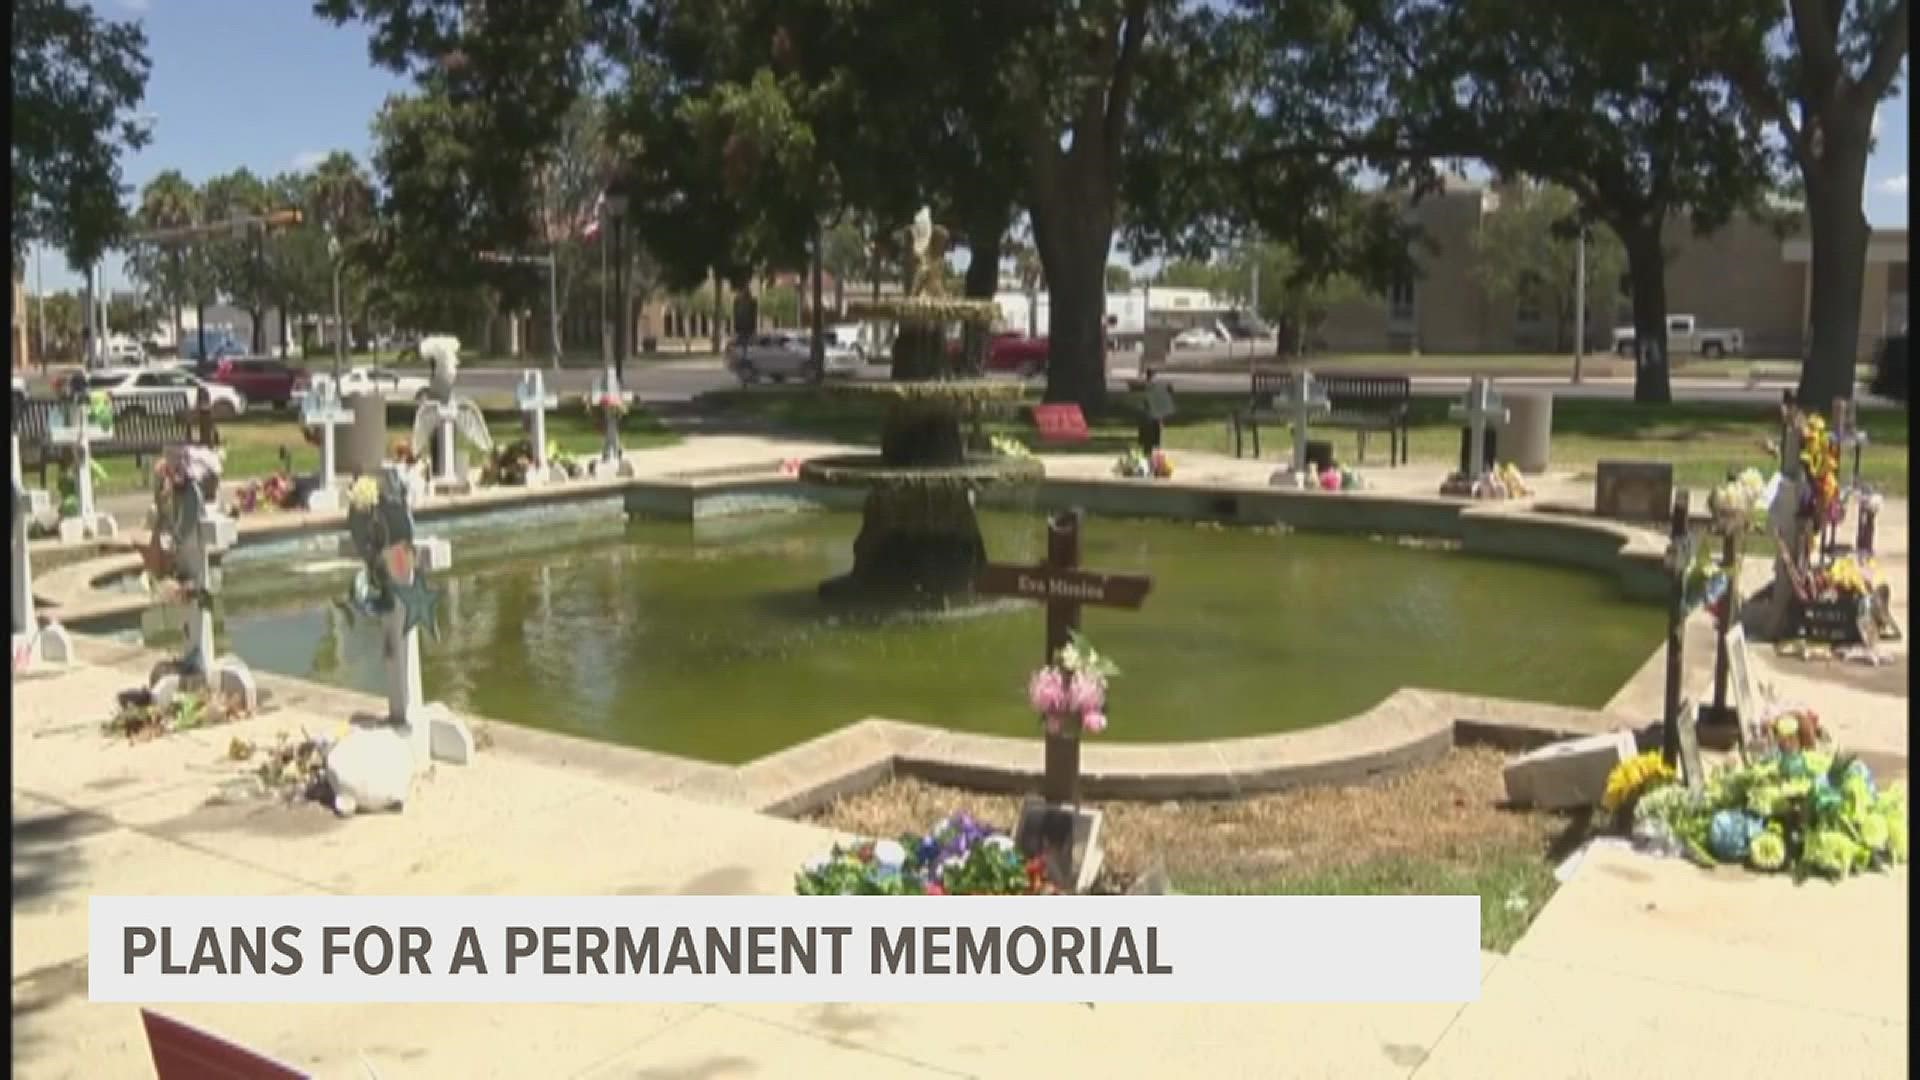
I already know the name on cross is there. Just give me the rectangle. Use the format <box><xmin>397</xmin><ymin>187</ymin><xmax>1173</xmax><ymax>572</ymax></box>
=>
<box><xmin>976</xmin><ymin>565</ymin><xmax>1150</xmax><ymax>609</ymax></box>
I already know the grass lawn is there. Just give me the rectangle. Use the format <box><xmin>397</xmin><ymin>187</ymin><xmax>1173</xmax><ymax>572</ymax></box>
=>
<box><xmin>697</xmin><ymin>387</ymin><xmax>1910</xmax><ymax>496</ymax></box>
<box><xmin>55</xmin><ymin>405</ymin><xmax>678</xmax><ymax>496</ymax></box>
<box><xmin>1188</xmin><ymin>851</ymin><xmax>1559</xmax><ymax>954</ymax></box>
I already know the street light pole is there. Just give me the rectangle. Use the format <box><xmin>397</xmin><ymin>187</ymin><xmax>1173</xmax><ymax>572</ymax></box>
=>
<box><xmin>1573</xmin><ymin>227</ymin><xmax>1587</xmax><ymax>386</ymax></box>
<box><xmin>328</xmin><ymin>230</ymin><xmax>345</xmax><ymax>378</ymax></box>
<box><xmin>547</xmin><ymin>251</ymin><xmax>561</xmax><ymax>371</ymax></box>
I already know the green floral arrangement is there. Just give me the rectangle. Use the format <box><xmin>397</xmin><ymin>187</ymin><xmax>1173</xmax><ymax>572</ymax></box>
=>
<box><xmin>1621</xmin><ymin>707</ymin><xmax>1906</xmax><ymax>881</ymax></box>
<box><xmin>85</xmin><ymin>390</ymin><xmax>114</xmax><ymax>430</ymax></box>
<box><xmin>990</xmin><ymin>434</ymin><xmax>1036</xmax><ymax>460</ymax></box>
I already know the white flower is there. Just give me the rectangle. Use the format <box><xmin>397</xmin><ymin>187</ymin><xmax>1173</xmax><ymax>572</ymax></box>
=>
<box><xmin>873</xmin><ymin>840</ymin><xmax>907</xmax><ymax>868</ymax></box>
<box><xmin>1057</xmin><ymin>643</ymin><xmax>1084</xmax><ymax>672</ymax></box>
<box><xmin>984</xmin><ymin>835</ymin><xmax>1015</xmax><ymax>852</ymax></box>
<box><xmin>802</xmin><ymin>856</ymin><xmax>829</xmax><ymax>875</ymax></box>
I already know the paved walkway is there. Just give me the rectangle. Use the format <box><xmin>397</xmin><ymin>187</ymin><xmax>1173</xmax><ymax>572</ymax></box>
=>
<box><xmin>12</xmin><ymin>438</ymin><xmax>1909</xmax><ymax>1078</ymax></box>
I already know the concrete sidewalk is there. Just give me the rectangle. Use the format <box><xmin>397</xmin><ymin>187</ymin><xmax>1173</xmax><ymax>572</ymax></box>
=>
<box><xmin>11</xmin><ymin>635</ymin><xmax>1909</xmax><ymax>1079</ymax></box>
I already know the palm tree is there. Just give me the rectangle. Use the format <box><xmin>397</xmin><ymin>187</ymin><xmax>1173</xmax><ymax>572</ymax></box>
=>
<box><xmin>304</xmin><ymin>153</ymin><xmax>374</xmax><ymax>366</ymax></box>
<box><xmin>132</xmin><ymin>171</ymin><xmax>199</xmax><ymax>351</ymax></box>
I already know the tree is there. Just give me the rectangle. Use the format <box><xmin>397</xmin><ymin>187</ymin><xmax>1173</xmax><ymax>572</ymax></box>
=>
<box><xmin>821</xmin><ymin>218</ymin><xmax>869</xmax><ymax>316</ymax></box>
<box><xmin>366</xmin><ymin>87</ymin><xmax>497</xmax><ymax>333</ymax></box>
<box><xmin>1712</xmin><ymin>0</ymin><xmax>1909</xmax><ymax>406</ymax></box>
<box><xmin>1310</xmin><ymin>0</ymin><xmax>1781</xmax><ymax>403</ymax></box>
<box><xmin>1470</xmin><ymin>182</ymin><xmax>1628</xmax><ymax>355</ymax></box>
<box><xmin>127</xmin><ymin>171</ymin><xmax>202</xmax><ymax>349</ymax></box>
<box><xmin>12</xmin><ymin>0</ymin><xmax>152</xmax><ymax>267</ymax></box>
<box><xmin>532</xmin><ymin>92</ymin><xmax>615</xmax><ymax>356</ymax></box>
<box><xmin>1105</xmin><ymin>264</ymin><xmax>1135</xmax><ymax>291</ymax></box>
<box><xmin>200</xmin><ymin>169</ymin><xmax>273</xmax><ymax>352</ymax></box>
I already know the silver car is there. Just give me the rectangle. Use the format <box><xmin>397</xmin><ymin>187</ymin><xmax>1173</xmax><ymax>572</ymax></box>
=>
<box><xmin>728</xmin><ymin>332</ymin><xmax>860</xmax><ymax>383</ymax></box>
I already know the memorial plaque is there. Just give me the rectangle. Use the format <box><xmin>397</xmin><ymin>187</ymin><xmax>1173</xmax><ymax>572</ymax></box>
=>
<box><xmin>973</xmin><ymin>565</ymin><xmax>1151</xmax><ymax>608</ymax></box>
<box><xmin>1595</xmin><ymin>461</ymin><xmax>1675</xmax><ymax>523</ymax></box>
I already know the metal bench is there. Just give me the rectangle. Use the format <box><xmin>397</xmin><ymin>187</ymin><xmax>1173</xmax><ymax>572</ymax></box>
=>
<box><xmin>1230</xmin><ymin>372</ymin><xmax>1411</xmax><ymax>465</ymax></box>
<box><xmin>14</xmin><ymin>393</ymin><xmax>219</xmax><ymax>487</ymax></box>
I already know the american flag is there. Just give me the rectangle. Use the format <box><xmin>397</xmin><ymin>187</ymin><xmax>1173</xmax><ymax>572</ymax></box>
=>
<box><xmin>581</xmin><ymin>192</ymin><xmax>605</xmax><ymax>240</ymax></box>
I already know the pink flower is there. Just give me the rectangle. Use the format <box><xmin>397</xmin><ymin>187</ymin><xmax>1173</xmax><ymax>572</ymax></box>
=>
<box><xmin>1320</xmin><ymin>469</ymin><xmax>1342</xmax><ymax>491</ymax></box>
<box><xmin>925</xmin><ymin>882</ymin><xmax>945</xmax><ymax>896</ymax></box>
<box><xmin>1082</xmin><ymin>711</ymin><xmax>1108</xmax><ymax>734</ymax></box>
<box><xmin>1028</xmin><ymin>666</ymin><xmax>1068</xmax><ymax>715</ymax></box>
<box><xmin>1067</xmin><ymin>671</ymin><xmax>1106</xmax><ymax>714</ymax></box>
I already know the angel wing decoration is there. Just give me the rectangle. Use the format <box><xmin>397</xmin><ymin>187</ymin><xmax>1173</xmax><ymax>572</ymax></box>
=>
<box><xmin>418</xmin><ymin>335</ymin><xmax>461</xmax><ymax>404</ymax></box>
<box><xmin>410</xmin><ymin>403</ymin><xmax>445</xmax><ymax>463</ymax></box>
<box><xmin>451</xmin><ymin>398</ymin><xmax>493</xmax><ymax>453</ymax></box>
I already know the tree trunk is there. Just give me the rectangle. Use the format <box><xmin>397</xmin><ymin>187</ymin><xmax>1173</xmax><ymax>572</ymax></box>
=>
<box><xmin>810</xmin><ymin>218</ymin><xmax>826</xmax><ymax>368</ymax></box>
<box><xmin>1031</xmin><ymin>183</ymin><xmax>1114</xmax><ymax>413</ymax></box>
<box><xmin>250</xmin><ymin>307</ymin><xmax>265</xmax><ymax>355</ymax></box>
<box><xmin>195</xmin><ymin>301</ymin><xmax>207</xmax><ymax>362</ymax></box>
<box><xmin>959</xmin><ymin>209</ymin><xmax>1007</xmax><ymax>375</ymax></box>
<box><xmin>1620</xmin><ymin>221</ymin><xmax>1673</xmax><ymax>405</ymax></box>
<box><xmin>1799</xmin><ymin>130</ymin><xmax>1873</xmax><ymax>411</ymax></box>
<box><xmin>710</xmin><ymin>274</ymin><xmax>723</xmax><ymax>354</ymax></box>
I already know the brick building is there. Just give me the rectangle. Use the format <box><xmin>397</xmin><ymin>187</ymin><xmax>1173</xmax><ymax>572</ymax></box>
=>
<box><xmin>1317</xmin><ymin>179</ymin><xmax>1908</xmax><ymax>359</ymax></box>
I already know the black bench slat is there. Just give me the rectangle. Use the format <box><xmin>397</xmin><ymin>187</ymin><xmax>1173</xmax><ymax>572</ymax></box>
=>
<box><xmin>14</xmin><ymin>393</ymin><xmax>214</xmax><ymax>487</ymax></box>
<box><xmin>1231</xmin><ymin>372</ymin><xmax>1411</xmax><ymax>466</ymax></box>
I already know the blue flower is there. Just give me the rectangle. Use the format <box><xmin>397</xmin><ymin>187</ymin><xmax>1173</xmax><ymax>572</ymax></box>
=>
<box><xmin>1847</xmin><ymin>760</ymin><xmax>1876</xmax><ymax>796</ymax></box>
<box><xmin>1708</xmin><ymin>810</ymin><xmax>1765</xmax><ymax>861</ymax></box>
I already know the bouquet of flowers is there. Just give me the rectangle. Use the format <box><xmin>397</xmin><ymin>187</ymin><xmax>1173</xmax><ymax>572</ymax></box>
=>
<box><xmin>1796</xmin><ymin>413</ymin><xmax>1844</xmax><ymax>526</ymax></box>
<box><xmin>85</xmin><ymin>390</ymin><xmax>114</xmax><ymax>431</ymax></box>
<box><xmin>480</xmin><ymin>439</ymin><xmax>537</xmax><ymax>486</ymax></box>
<box><xmin>1271</xmin><ymin>464</ymin><xmax>1360</xmax><ymax>491</ymax></box>
<box><xmin>794</xmin><ymin>812</ymin><xmax>1052</xmax><ymax>896</ymax></box>
<box><xmin>1601</xmin><ymin>750</ymin><xmax>1676</xmax><ymax>818</ymax></box>
<box><xmin>584</xmin><ymin>391</ymin><xmax>629</xmax><ymax>423</ymax></box>
<box><xmin>1813</xmin><ymin>555</ymin><xmax>1873</xmax><ymax>602</ymax></box>
<box><xmin>227</xmin><ymin>472</ymin><xmax>299</xmax><ymax>515</ymax></box>
<box><xmin>1750</xmin><ymin>703</ymin><xmax>1827</xmax><ymax>754</ymax></box>
<box><xmin>1708</xmin><ymin>468</ymin><xmax>1774</xmax><ymax>535</ymax></box>
<box><xmin>1027</xmin><ymin>629</ymin><xmax>1120</xmax><ymax>737</ymax></box>
<box><xmin>1470</xmin><ymin>463</ymin><xmax>1530</xmax><ymax>499</ymax></box>
<box><xmin>1112</xmin><ymin>448</ymin><xmax>1172</xmax><ymax>479</ymax></box>
<box><xmin>990</xmin><ymin>434</ymin><xmax>1037</xmax><ymax>460</ymax></box>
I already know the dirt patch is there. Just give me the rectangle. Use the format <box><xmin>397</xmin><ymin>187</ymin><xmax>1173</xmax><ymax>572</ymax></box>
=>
<box><xmin>806</xmin><ymin>747</ymin><xmax>1583</xmax><ymax>888</ymax></box>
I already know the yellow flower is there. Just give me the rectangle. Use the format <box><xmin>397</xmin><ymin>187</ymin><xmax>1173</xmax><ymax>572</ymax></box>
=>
<box><xmin>1601</xmin><ymin>751</ymin><xmax>1675</xmax><ymax>813</ymax></box>
<box><xmin>347</xmin><ymin>476</ymin><xmax>381</xmax><ymax>510</ymax></box>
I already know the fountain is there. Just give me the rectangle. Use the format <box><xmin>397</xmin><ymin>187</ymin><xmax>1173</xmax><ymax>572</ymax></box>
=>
<box><xmin>801</xmin><ymin>209</ymin><xmax>1040</xmax><ymax>605</ymax></box>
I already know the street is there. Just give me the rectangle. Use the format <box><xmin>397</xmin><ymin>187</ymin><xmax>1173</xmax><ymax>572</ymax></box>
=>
<box><xmin>456</xmin><ymin>354</ymin><xmax>1876</xmax><ymax>408</ymax></box>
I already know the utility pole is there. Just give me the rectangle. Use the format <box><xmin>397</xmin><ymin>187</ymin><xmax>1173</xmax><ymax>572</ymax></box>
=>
<box><xmin>33</xmin><ymin>245</ymin><xmax>46</xmax><ymax>371</ymax></box>
<box><xmin>328</xmin><ymin>229</ymin><xmax>345</xmax><ymax>378</ymax></box>
<box><xmin>1572</xmin><ymin>227</ymin><xmax>1587</xmax><ymax>385</ymax></box>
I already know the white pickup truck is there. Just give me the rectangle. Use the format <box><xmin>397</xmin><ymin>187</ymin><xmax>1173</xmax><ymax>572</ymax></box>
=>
<box><xmin>1613</xmin><ymin>314</ymin><xmax>1744</xmax><ymax>358</ymax></box>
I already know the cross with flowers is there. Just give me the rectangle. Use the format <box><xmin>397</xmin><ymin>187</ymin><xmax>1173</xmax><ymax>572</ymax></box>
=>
<box><xmin>975</xmin><ymin>509</ymin><xmax>1151</xmax><ymax>890</ymax></box>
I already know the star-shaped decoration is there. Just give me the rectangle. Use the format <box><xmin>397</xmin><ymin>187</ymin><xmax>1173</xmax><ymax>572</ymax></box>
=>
<box><xmin>390</xmin><ymin>574</ymin><xmax>442</xmax><ymax>640</ymax></box>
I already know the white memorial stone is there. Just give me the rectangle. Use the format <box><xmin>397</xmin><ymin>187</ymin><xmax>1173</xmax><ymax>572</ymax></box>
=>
<box><xmin>1449</xmin><ymin>376</ymin><xmax>1508</xmax><ymax>481</ymax></box>
<box><xmin>1502</xmin><ymin>729</ymin><xmax>1638</xmax><ymax>810</ymax></box>
<box><xmin>325</xmin><ymin>724</ymin><xmax>416</xmax><ymax>814</ymax></box>
<box><xmin>300</xmin><ymin>375</ymin><xmax>354</xmax><ymax>512</ymax></box>
<box><xmin>1276</xmin><ymin>371</ymin><xmax>1330</xmax><ymax>473</ymax></box>
<box><xmin>11</xmin><ymin>478</ymin><xmax>73</xmax><ymax>669</ymax></box>
<box><xmin>515</xmin><ymin>370</ymin><xmax>559</xmax><ymax>486</ymax></box>
<box><xmin>46</xmin><ymin>399</ymin><xmax>117</xmax><ymax>541</ymax></box>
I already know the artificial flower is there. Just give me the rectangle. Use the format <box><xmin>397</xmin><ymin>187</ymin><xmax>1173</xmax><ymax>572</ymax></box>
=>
<box><xmin>873</xmin><ymin>840</ymin><xmax>907</xmax><ymax>869</ymax></box>
<box><xmin>1707</xmin><ymin>810</ymin><xmax>1764</xmax><ymax>862</ymax></box>
<box><xmin>1066</xmin><ymin>671</ymin><xmax>1107</xmax><ymax>714</ymax></box>
<box><xmin>1748</xmin><ymin>829</ymin><xmax>1787</xmax><ymax>871</ymax></box>
<box><xmin>1319</xmin><ymin>468</ymin><xmax>1342</xmax><ymax>491</ymax></box>
<box><xmin>1028</xmin><ymin>667</ymin><xmax>1068</xmax><ymax>715</ymax></box>
<box><xmin>1602</xmin><ymin>751</ymin><xmax>1676</xmax><ymax>814</ymax></box>
<box><xmin>1081</xmin><ymin>711</ymin><xmax>1108</xmax><ymax>734</ymax></box>
<box><xmin>347</xmin><ymin>477</ymin><xmax>381</xmax><ymax>510</ymax></box>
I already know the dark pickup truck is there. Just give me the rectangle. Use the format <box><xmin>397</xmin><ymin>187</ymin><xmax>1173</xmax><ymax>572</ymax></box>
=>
<box><xmin>198</xmin><ymin>356</ymin><xmax>311</xmax><ymax>409</ymax></box>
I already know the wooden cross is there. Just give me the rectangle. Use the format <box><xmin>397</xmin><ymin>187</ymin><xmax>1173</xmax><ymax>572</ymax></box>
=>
<box><xmin>1277</xmin><ymin>371</ymin><xmax>1330</xmax><ymax>472</ymax></box>
<box><xmin>1660</xmin><ymin>489</ymin><xmax>1693</xmax><ymax>765</ymax></box>
<box><xmin>516</xmin><ymin>369</ymin><xmax>558</xmax><ymax>483</ymax></box>
<box><xmin>1448</xmin><ymin>376</ymin><xmax>1508</xmax><ymax>479</ymax></box>
<box><xmin>975</xmin><ymin>510</ymin><xmax>1151</xmax><ymax>889</ymax></box>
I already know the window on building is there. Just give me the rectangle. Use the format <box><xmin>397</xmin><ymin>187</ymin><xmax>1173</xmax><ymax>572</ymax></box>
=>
<box><xmin>1388</xmin><ymin>275</ymin><xmax>1415</xmax><ymax>322</ymax></box>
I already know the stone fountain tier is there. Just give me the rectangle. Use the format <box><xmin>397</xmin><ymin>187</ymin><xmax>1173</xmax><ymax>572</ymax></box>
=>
<box><xmin>801</xmin><ymin>380</ymin><xmax>1041</xmax><ymax>607</ymax></box>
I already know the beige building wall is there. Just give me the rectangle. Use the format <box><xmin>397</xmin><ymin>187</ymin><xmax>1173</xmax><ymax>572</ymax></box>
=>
<box><xmin>1318</xmin><ymin>183</ymin><xmax>1906</xmax><ymax>359</ymax></box>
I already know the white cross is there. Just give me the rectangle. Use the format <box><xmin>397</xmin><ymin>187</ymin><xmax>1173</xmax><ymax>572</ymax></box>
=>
<box><xmin>1277</xmin><ymin>371</ymin><xmax>1330</xmax><ymax>473</ymax></box>
<box><xmin>301</xmin><ymin>375</ymin><xmax>354</xmax><ymax>511</ymax></box>
<box><xmin>47</xmin><ymin>397</ymin><xmax>115</xmax><ymax>537</ymax></box>
<box><xmin>516</xmin><ymin>370</ymin><xmax>558</xmax><ymax>484</ymax></box>
<box><xmin>11</xmin><ymin>478</ymin><xmax>70</xmax><ymax>667</ymax></box>
<box><xmin>590</xmin><ymin>365</ymin><xmax>635</xmax><ymax>476</ymax></box>
<box><xmin>179</xmin><ymin>512</ymin><xmax>239</xmax><ymax>678</ymax></box>
<box><xmin>1449</xmin><ymin>376</ymin><xmax>1508</xmax><ymax>480</ymax></box>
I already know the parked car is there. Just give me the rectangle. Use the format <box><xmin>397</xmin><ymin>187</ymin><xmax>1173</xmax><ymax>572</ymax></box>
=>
<box><xmin>728</xmin><ymin>332</ymin><xmax>824</xmax><ymax>384</ymax></box>
<box><xmin>177</xmin><ymin>332</ymin><xmax>248</xmax><ymax>364</ymax></box>
<box><xmin>334</xmin><ymin>366</ymin><xmax>432</xmax><ymax>401</ymax></box>
<box><xmin>1173</xmin><ymin>327</ymin><xmax>1225</xmax><ymax>350</ymax></box>
<box><xmin>826</xmin><ymin>323</ymin><xmax>868</xmax><ymax>361</ymax></box>
<box><xmin>984</xmin><ymin>332</ymin><xmax>1050</xmax><ymax>376</ymax></box>
<box><xmin>106</xmin><ymin>336</ymin><xmax>146</xmax><ymax>365</ymax></box>
<box><xmin>85</xmin><ymin>367</ymin><xmax>247</xmax><ymax>418</ymax></box>
<box><xmin>200</xmin><ymin>356</ymin><xmax>311</xmax><ymax>409</ymax></box>
<box><xmin>1612</xmin><ymin>314</ymin><xmax>1744</xmax><ymax>359</ymax></box>
<box><xmin>1870</xmin><ymin>332</ymin><xmax>1907</xmax><ymax>403</ymax></box>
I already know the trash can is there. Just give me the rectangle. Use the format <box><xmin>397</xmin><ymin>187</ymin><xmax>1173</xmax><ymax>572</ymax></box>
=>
<box><xmin>1497</xmin><ymin>390</ymin><xmax>1554</xmax><ymax>474</ymax></box>
<box><xmin>1457</xmin><ymin>427</ymin><xmax>1498</xmax><ymax>475</ymax></box>
<box><xmin>342</xmin><ymin>391</ymin><xmax>388</xmax><ymax>475</ymax></box>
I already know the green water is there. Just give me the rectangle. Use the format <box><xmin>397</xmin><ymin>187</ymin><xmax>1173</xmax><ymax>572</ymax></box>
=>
<box><xmin>196</xmin><ymin>511</ymin><xmax>1662</xmax><ymax>764</ymax></box>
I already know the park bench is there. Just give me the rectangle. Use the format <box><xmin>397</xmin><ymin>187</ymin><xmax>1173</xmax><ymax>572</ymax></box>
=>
<box><xmin>1229</xmin><ymin>371</ymin><xmax>1411</xmax><ymax>465</ymax></box>
<box><xmin>14</xmin><ymin>393</ymin><xmax>219</xmax><ymax>488</ymax></box>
